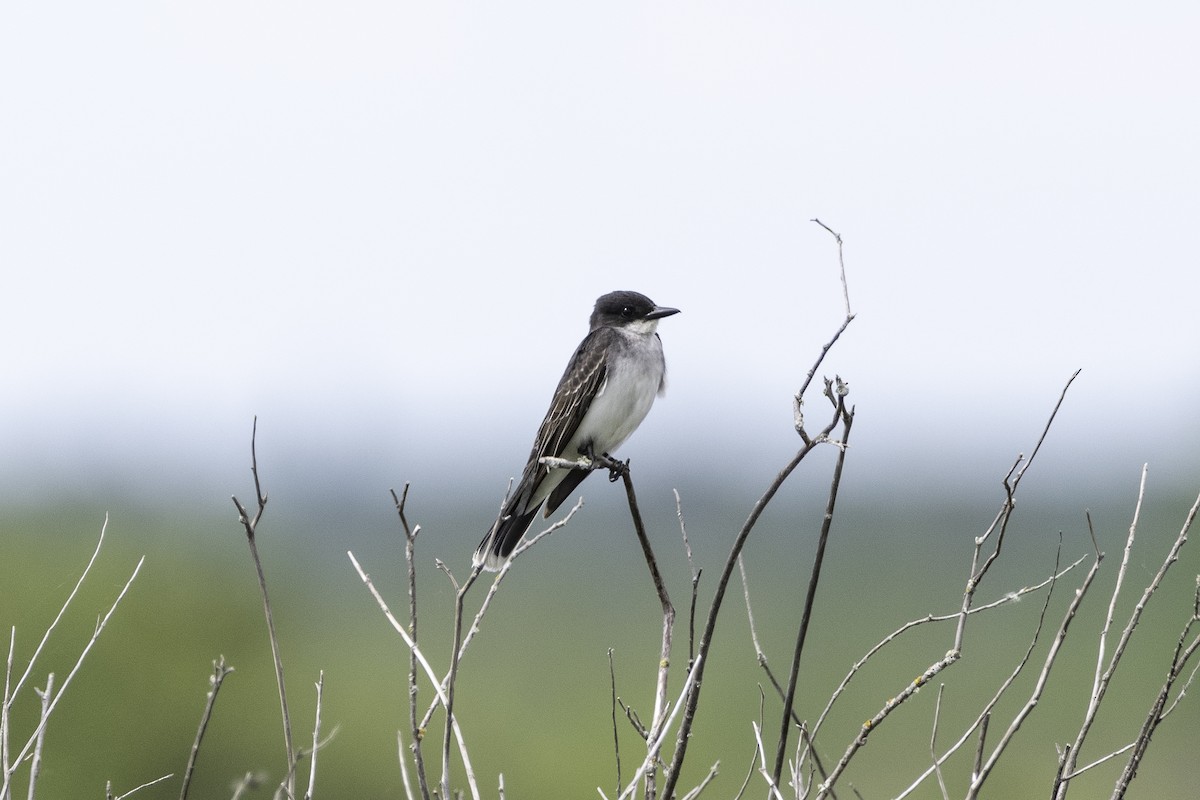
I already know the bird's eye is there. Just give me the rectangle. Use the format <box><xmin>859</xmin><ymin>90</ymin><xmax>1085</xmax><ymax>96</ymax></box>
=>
<box><xmin>620</xmin><ymin>306</ymin><xmax>634</xmax><ymax>318</ymax></box>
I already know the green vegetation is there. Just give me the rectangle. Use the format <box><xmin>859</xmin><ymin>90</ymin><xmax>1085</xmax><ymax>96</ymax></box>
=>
<box><xmin>2</xmin><ymin>481</ymin><xmax>1196</xmax><ymax>798</ymax></box>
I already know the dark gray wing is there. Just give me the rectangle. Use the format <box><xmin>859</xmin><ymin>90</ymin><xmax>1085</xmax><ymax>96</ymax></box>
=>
<box><xmin>519</xmin><ymin>326</ymin><xmax>615</xmax><ymax>512</ymax></box>
<box><xmin>474</xmin><ymin>327</ymin><xmax>613</xmax><ymax>566</ymax></box>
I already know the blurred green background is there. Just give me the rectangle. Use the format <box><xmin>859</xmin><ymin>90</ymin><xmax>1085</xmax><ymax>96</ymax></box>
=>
<box><xmin>3</xmin><ymin>458</ymin><xmax>1197</xmax><ymax>799</ymax></box>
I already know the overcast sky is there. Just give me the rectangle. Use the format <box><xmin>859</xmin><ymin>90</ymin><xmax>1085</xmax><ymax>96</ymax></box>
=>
<box><xmin>3</xmin><ymin>3</ymin><xmax>1198</xmax><ymax>506</ymax></box>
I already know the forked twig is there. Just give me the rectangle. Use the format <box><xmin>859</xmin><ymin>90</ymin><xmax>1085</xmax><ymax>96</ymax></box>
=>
<box><xmin>771</xmin><ymin>396</ymin><xmax>854</xmax><ymax>786</ymax></box>
<box><xmin>895</xmin><ymin>534</ymin><xmax>1082</xmax><ymax>798</ymax></box>
<box><xmin>391</xmin><ymin>484</ymin><xmax>432</xmax><ymax>800</ymax></box>
<box><xmin>348</xmin><ymin>552</ymin><xmax>481</xmax><ymax>800</ymax></box>
<box><xmin>613</xmin><ymin>654</ymin><xmax>704</xmax><ymax>800</ymax></box>
<box><xmin>418</xmin><ymin>500</ymin><xmax>584</xmax><ymax>733</ymax></box>
<box><xmin>434</xmin><ymin>562</ymin><xmax>481</xmax><ymax>799</ymax></box>
<box><xmin>27</xmin><ymin>673</ymin><xmax>52</xmax><ymax>800</ymax></box>
<box><xmin>230</xmin><ymin>417</ymin><xmax>295</xmax><ymax>797</ymax></box>
<box><xmin>4</xmin><ymin>549</ymin><xmax>144</xmax><ymax>787</ymax></box>
<box><xmin>660</xmin><ymin>222</ymin><xmax>857</xmax><ymax>799</ymax></box>
<box><xmin>965</xmin><ymin>527</ymin><xmax>1102</xmax><ymax>799</ymax></box>
<box><xmin>617</xmin><ymin>466</ymin><xmax>674</xmax><ymax>799</ymax></box>
<box><xmin>1054</xmin><ymin>479</ymin><xmax>1200</xmax><ymax>799</ymax></box>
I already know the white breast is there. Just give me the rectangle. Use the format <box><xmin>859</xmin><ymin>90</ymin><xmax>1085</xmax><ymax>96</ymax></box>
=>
<box><xmin>567</xmin><ymin>329</ymin><xmax>666</xmax><ymax>457</ymax></box>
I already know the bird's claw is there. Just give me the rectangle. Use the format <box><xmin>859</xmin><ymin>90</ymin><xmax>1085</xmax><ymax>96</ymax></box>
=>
<box><xmin>604</xmin><ymin>455</ymin><xmax>630</xmax><ymax>482</ymax></box>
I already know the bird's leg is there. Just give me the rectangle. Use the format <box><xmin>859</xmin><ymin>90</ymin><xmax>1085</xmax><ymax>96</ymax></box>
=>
<box><xmin>598</xmin><ymin>452</ymin><xmax>630</xmax><ymax>482</ymax></box>
<box><xmin>580</xmin><ymin>443</ymin><xmax>629</xmax><ymax>481</ymax></box>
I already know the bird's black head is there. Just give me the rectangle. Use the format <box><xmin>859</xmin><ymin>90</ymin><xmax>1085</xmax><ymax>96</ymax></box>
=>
<box><xmin>589</xmin><ymin>291</ymin><xmax>680</xmax><ymax>331</ymax></box>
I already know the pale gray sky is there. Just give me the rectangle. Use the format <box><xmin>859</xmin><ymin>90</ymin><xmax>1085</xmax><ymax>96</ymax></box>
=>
<box><xmin>3</xmin><ymin>3</ymin><xmax>1198</xmax><ymax>503</ymax></box>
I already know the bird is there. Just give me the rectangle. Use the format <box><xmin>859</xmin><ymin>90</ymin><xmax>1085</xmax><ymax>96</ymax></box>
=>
<box><xmin>474</xmin><ymin>290</ymin><xmax>680</xmax><ymax>570</ymax></box>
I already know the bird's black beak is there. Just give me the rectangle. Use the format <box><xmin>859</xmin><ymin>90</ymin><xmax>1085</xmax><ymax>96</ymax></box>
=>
<box><xmin>646</xmin><ymin>305</ymin><xmax>681</xmax><ymax>320</ymax></box>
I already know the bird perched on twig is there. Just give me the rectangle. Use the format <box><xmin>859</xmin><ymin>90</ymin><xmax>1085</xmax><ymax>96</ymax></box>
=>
<box><xmin>474</xmin><ymin>290</ymin><xmax>680</xmax><ymax>570</ymax></box>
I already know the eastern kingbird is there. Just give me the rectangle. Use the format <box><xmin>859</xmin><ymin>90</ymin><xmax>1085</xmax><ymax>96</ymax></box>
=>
<box><xmin>474</xmin><ymin>290</ymin><xmax>680</xmax><ymax>570</ymax></box>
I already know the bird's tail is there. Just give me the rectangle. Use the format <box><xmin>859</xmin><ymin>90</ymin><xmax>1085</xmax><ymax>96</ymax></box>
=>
<box><xmin>473</xmin><ymin>503</ymin><xmax>542</xmax><ymax>571</ymax></box>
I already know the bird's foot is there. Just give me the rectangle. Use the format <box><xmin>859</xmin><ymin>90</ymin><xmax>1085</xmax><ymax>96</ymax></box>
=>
<box><xmin>596</xmin><ymin>452</ymin><xmax>629</xmax><ymax>482</ymax></box>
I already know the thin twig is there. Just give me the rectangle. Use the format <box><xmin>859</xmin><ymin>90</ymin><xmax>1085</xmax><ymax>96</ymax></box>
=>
<box><xmin>617</xmin><ymin>467</ymin><xmax>674</xmax><ymax>799</ymax></box>
<box><xmin>1060</xmin><ymin>742</ymin><xmax>1136</xmax><ymax>782</ymax></box>
<box><xmin>660</xmin><ymin>221</ymin><xmax>856</xmax><ymax>799</ymax></box>
<box><xmin>391</xmin><ymin>484</ymin><xmax>432</xmax><ymax>800</ymax></box>
<box><xmin>677</xmin><ymin>761</ymin><xmax>719</xmax><ymax>800</ymax></box>
<box><xmin>3</xmin><ymin>626</ymin><xmax>14</xmax><ymax>794</ymax></box>
<box><xmin>966</xmin><ymin>529</ymin><xmax>1102</xmax><ymax>800</ymax></box>
<box><xmin>180</xmin><ymin>656</ymin><xmax>234</xmax><ymax>800</ymax></box>
<box><xmin>609</xmin><ymin>649</ymin><xmax>622</xmax><ymax>797</ymax></box>
<box><xmin>797</xmin><ymin>220</ymin><xmax>856</xmax><ymax>406</ymax></box>
<box><xmin>660</xmin><ymin>392</ymin><xmax>849</xmax><ymax>798</ymax></box>
<box><xmin>811</xmin><ymin>218</ymin><xmax>853</xmax><ymax>319</ymax></box>
<box><xmin>953</xmin><ymin>371</ymin><xmax>1080</xmax><ymax>657</ymax></box>
<box><xmin>113</xmin><ymin>774</ymin><xmax>174</xmax><ymax>800</ymax></box>
<box><xmin>896</xmin><ymin>534</ymin><xmax>1077</xmax><ymax>799</ymax></box>
<box><xmin>1076</xmin><ymin>469</ymin><xmax>1148</xmax><ymax>767</ymax></box>
<box><xmin>6</xmin><ymin>555</ymin><xmax>144</xmax><ymax>777</ymax></box>
<box><xmin>231</xmin><ymin>417</ymin><xmax>295</xmax><ymax>797</ymax></box>
<box><xmin>305</xmin><ymin>671</ymin><xmax>324</xmax><ymax>800</ymax></box>
<box><xmin>5</xmin><ymin>515</ymin><xmax>109</xmax><ymax>716</ymax></box>
<box><xmin>771</xmin><ymin>399</ymin><xmax>853</xmax><ymax>786</ymax></box>
<box><xmin>26</xmin><ymin>673</ymin><xmax>52</xmax><ymax>800</ymax></box>
<box><xmin>809</xmin><ymin>552</ymin><xmax>1088</xmax><ymax>740</ymax></box>
<box><xmin>971</xmin><ymin>713</ymin><xmax>989</xmax><ymax>787</ymax></box>
<box><xmin>398</xmin><ymin>731</ymin><xmax>416</xmax><ymax>800</ymax></box>
<box><xmin>435</xmin><ymin>563</ymin><xmax>481</xmax><ymax>800</ymax></box>
<box><xmin>230</xmin><ymin>772</ymin><xmax>263</xmax><ymax>800</ymax></box>
<box><xmin>738</xmin><ymin>554</ymin><xmax>795</xmax><ymax>715</ymax></box>
<box><xmin>750</xmin><ymin>723</ymin><xmax>786</xmax><ymax>800</ymax></box>
<box><xmin>1056</xmin><ymin>475</ymin><xmax>1198</xmax><ymax>799</ymax></box>
<box><xmin>929</xmin><ymin>684</ymin><xmax>949</xmax><ymax>800</ymax></box>
<box><xmin>1109</xmin><ymin>489</ymin><xmax>1200</xmax><ymax>799</ymax></box>
<box><xmin>674</xmin><ymin>489</ymin><xmax>701</xmax><ymax>664</ymax></box>
<box><xmin>347</xmin><ymin>552</ymin><xmax>481</xmax><ymax>800</ymax></box>
<box><xmin>419</xmin><ymin>500</ymin><xmax>584</xmax><ymax>732</ymax></box>
<box><xmin>614</xmin><ymin>654</ymin><xmax>704</xmax><ymax>800</ymax></box>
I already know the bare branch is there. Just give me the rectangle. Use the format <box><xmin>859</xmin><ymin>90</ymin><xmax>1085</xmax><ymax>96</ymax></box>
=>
<box><xmin>230</xmin><ymin>418</ymin><xmax>295</xmax><ymax>795</ymax></box>
<box><xmin>391</xmin><ymin>484</ymin><xmax>431</xmax><ymax>800</ymax></box>
<box><xmin>969</xmin><ymin>535</ymin><xmax>1103</xmax><ymax>799</ymax></box>
<box><xmin>674</xmin><ymin>489</ymin><xmax>701</xmax><ymax>664</ymax></box>
<box><xmin>304</xmin><ymin>671</ymin><xmax>325</xmax><ymax>800</ymax></box>
<box><xmin>771</xmin><ymin>400</ymin><xmax>854</xmax><ymax>786</ymax></box>
<box><xmin>347</xmin><ymin>551</ymin><xmax>481</xmax><ymax>800</ymax></box>
<box><xmin>614</xmin><ymin>654</ymin><xmax>704</xmax><ymax>800</ymax></box>
<box><xmin>616</xmin><ymin>467</ymin><xmax>674</xmax><ymax>800</ymax></box>
<box><xmin>661</xmin><ymin>392</ymin><xmax>849</xmax><ymax>798</ymax></box>
<box><xmin>951</xmin><ymin>371</ymin><xmax>1080</xmax><ymax>661</ymax></box>
<box><xmin>418</xmin><ymin>500</ymin><xmax>584</xmax><ymax>733</ymax></box>
<box><xmin>677</xmin><ymin>761</ymin><xmax>719</xmax><ymax>800</ymax></box>
<box><xmin>6</xmin><ymin>515</ymin><xmax>109</xmax><ymax>714</ymax></box>
<box><xmin>1109</xmin><ymin>490</ymin><xmax>1200</xmax><ymax>799</ymax></box>
<box><xmin>179</xmin><ymin>656</ymin><xmax>234</xmax><ymax>800</ymax></box>
<box><xmin>6</xmin><ymin>554</ymin><xmax>144</xmax><ymax>780</ymax></box>
<box><xmin>897</xmin><ymin>536</ymin><xmax>1079</xmax><ymax>798</ymax></box>
<box><xmin>113</xmin><ymin>774</ymin><xmax>175</xmax><ymax>800</ymax></box>
<box><xmin>929</xmin><ymin>684</ymin><xmax>949</xmax><ymax>800</ymax></box>
<box><xmin>750</xmin><ymin>723</ymin><xmax>786</xmax><ymax>800</ymax></box>
<box><xmin>1056</xmin><ymin>475</ymin><xmax>1199</xmax><ymax>799</ymax></box>
<box><xmin>26</xmin><ymin>673</ymin><xmax>52</xmax><ymax>800</ymax></box>
<box><xmin>435</xmin><ymin>563</ymin><xmax>482</xmax><ymax>800</ymax></box>
<box><xmin>608</xmin><ymin>649</ymin><xmax>623</xmax><ymax>798</ymax></box>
